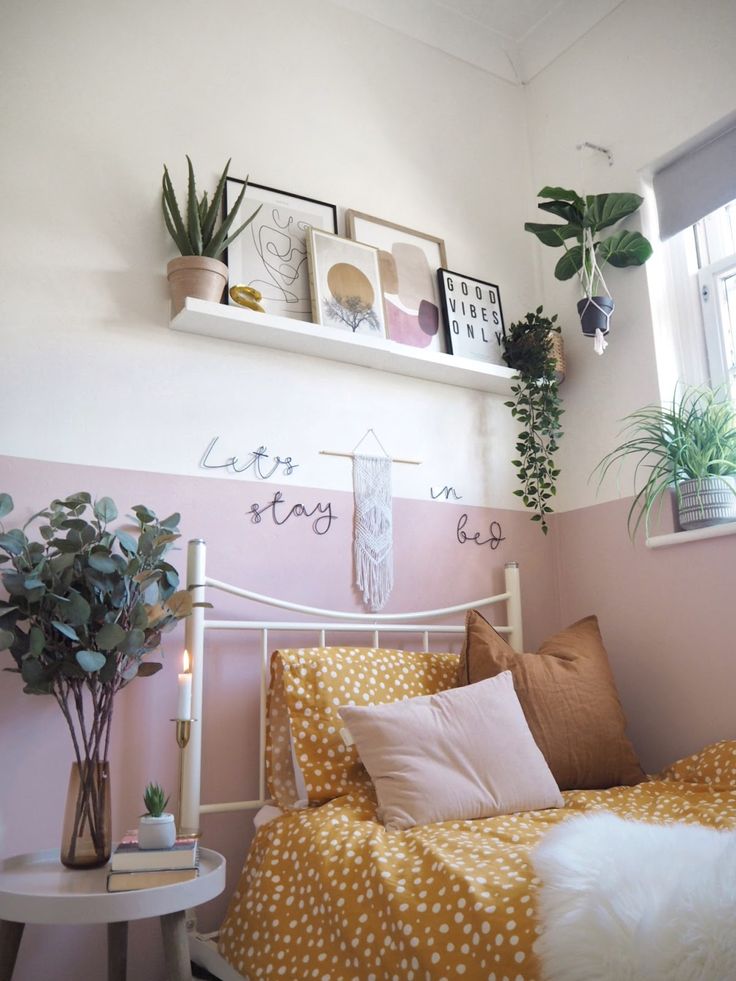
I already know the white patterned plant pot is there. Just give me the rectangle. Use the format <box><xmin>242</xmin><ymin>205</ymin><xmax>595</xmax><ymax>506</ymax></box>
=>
<box><xmin>677</xmin><ymin>476</ymin><xmax>736</xmax><ymax>531</ymax></box>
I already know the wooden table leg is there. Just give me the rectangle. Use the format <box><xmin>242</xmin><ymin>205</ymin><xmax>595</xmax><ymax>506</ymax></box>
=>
<box><xmin>107</xmin><ymin>921</ymin><xmax>128</xmax><ymax>981</ymax></box>
<box><xmin>0</xmin><ymin>920</ymin><xmax>25</xmax><ymax>981</ymax></box>
<box><xmin>160</xmin><ymin>910</ymin><xmax>192</xmax><ymax>981</ymax></box>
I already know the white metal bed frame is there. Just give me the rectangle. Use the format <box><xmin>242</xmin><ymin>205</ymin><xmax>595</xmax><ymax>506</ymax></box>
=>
<box><xmin>180</xmin><ymin>537</ymin><xmax>523</xmax><ymax>837</ymax></box>
<box><xmin>181</xmin><ymin>538</ymin><xmax>523</xmax><ymax>980</ymax></box>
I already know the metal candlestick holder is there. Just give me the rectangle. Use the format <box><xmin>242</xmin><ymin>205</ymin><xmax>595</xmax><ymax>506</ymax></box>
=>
<box><xmin>172</xmin><ymin>718</ymin><xmax>200</xmax><ymax>839</ymax></box>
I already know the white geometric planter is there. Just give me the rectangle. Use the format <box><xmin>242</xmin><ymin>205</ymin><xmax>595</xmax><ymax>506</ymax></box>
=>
<box><xmin>677</xmin><ymin>475</ymin><xmax>736</xmax><ymax>531</ymax></box>
<box><xmin>138</xmin><ymin>813</ymin><xmax>176</xmax><ymax>850</ymax></box>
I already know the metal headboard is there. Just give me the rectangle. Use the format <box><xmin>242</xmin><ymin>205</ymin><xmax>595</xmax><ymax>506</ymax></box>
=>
<box><xmin>179</xmin><ymin>538</ymin><xmax>523</xmax><ymax>836</ymax></box>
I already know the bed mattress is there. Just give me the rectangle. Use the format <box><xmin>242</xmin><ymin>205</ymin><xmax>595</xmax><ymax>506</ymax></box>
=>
<box><xmin>218</xmin><ymin>744</ymin><xmax>736</xmax><ymax>981</ymax></box>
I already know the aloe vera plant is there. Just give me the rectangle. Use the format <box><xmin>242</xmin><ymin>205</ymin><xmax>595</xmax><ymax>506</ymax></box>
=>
<box><xmin>143</xmin><ymin>782</ymin><xmax>170</xmax><ymax>817</ymax></box>
<box><xmin>162</xmin><ymin>156</ymin><xmax>261</xmax><ymax>258</ymax></box>
<box><xmin>594</xmin><ymin>386</ymin><xmax>736</xmax><ymax>537</ymax></box>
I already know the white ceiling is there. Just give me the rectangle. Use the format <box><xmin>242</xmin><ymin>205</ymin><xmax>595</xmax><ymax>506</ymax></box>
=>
<box><xmin>329</xmin><ymin>0</ymin><xmax>626</xmax><ymax>84</ymax></box>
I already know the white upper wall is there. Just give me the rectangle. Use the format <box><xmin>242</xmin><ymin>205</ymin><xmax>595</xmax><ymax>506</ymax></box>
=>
<box><xmin>0</xmin><ymin>0</ymin><xmax>537</xmax><ymax>510</ymax></box>
<box><xmin>524</xmin><ymin>0</ymin><xmax>736</xmax><ymax>511</ymax></box>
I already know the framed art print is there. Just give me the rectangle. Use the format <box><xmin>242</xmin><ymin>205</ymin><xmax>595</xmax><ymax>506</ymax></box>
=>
<box><xmin>437</xmin><ymin>268</ymin><xmax>506</xmax><ymax>364</ymax></box>
<box><xmin>306</xmin><ymin>228</ymin><xmax>387</xmax><ymax>340</ymax></box>
<box><xmin>346</xmin><ymin>210</ymin><xmax>447</xmax><ymax>352</ymax></box>
<box><xmin>224</xmin><ymin>179</ymin><xmax>338</xmax><ymax>321</ymax></box>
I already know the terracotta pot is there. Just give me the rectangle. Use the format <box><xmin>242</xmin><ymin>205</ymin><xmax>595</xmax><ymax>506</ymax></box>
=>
<box><xmin>577</xmin><ymin>296</ymin><xmax>614</xmax><ymax>337</ymax></box>
<box><xmin>167</xmin><ymin>256</ymin><xmax>228</xmax><ymax>317</ymax></box>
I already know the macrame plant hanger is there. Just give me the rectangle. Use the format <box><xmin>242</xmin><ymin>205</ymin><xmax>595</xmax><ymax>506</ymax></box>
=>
<box><xmin>576</xmin><ymin>141</ymin><xmax>614</xmax><ymax>355</ymax></box>
<box><xmin>320</xmin><ymin>430</ymin><xmax>420</xmax><ymax>612</ymax></box>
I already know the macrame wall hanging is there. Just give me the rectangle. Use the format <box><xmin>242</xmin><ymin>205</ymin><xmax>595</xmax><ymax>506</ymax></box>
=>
<box><xmin>320</xmin><ymin>430</ymin><xmax>420</xmax><ymax>612</ymax></box>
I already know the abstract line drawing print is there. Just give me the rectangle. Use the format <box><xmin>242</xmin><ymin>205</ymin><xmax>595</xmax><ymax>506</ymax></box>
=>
<box><xmin>247</xmin><ymin>203</ymin><xmax>318</xmax><ymax>314</ymax></box>
<box><xmin>225</xmin><ymin>180</ymin><xmax>338</xmax><ymax>322</ymax></box>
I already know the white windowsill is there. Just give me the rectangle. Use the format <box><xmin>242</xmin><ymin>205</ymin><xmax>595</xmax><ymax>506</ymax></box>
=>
<box><xmin>645</xmin><ymin>521</ymin><xmax>736</xmax><ymax>549</ymax></box>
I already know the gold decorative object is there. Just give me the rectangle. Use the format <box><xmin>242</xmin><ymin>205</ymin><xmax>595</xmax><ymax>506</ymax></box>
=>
<box><xmin>550</xmin><ymin>332</ymin><xmax>566</xmax><ymax>384</ymax></box>
<box><xmin>229</xmin><ymin>284</ymin><xmax>265</xmax><ymax>312</ymax></box>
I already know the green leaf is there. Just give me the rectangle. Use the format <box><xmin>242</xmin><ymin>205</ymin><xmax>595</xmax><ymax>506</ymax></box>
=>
<box><xmin>88</xmin><ymin>549</ymin><xmax>117</xmax><ymax>573</ymax></box>
<box><xmin>186</xmin><ymin>156</ymin><xmax>203</xmax><ymax>255</ymax></box>
<box><xmin>596</xmin><ymin>229</ymin><xmax>653</xmax><ymax>268</ymax></box>
<box><xmin>94</xmin><ymin>497</ymin><xmax>118</xmax><ymax>523</ymax></box>
<box><xmin>162</xmin><ymin>165</ymin><xmax>192</xmax><ymax>255</ymax></box>
<box><xmin>28</xmin><ymin>627</ymin><xmax>45</xmax><ymax>657</ymax></box>
<box><xmin>114</xmin><ymin>528</ymin><xmax>138</xmax><ymax>553</ymax></box>
<box><xmin>524</xmin><ymin>221</ymin><xmax>579</xmax><ymax>247</ymax></box>
<box><xmin>0</xmin><ymin>493</ymin><xmax>13</xmax><ymax>519</ymax></box>
<box><xmin>76</xmin><ymin>650</ymin><xmax>107</xmax><ymax>673</ymax></box>
<box><xmin>120</xmin><ymin>628</ymin><xmax>146</xmax><ymax>653</ymax></box>
<box><xmin>96</xmin><ymin>621</ymin><xmax>126</xmax><ymax>651</ymax></box>
<box><xmin>538</xmin><ymin>200</ymin><xmax>584</xmax><ymax>225</ymax></box>
<box><xmin>584</xmin><ymin>192</ymin><xmax>643</xmax><ymax>232</ymax></box>
<box><xmin>66</xmin><ymin>591</ymin><xmax>91</xmax><ymax>626</ymax></box>
<box><xmin>554</xmin><ymin>245</ymin><xmax>583</xmax><ymax>281</ymax></box>
<box><xmin>52</xmin><ymin>621</ymin><xmax>79</xmax><ymax>641</ymax></box>
<box><xmin>538</xmin><ymin>186</ymin><xmax>585</xmax><ymax>210</ymax></box>
<box><xmin>0</xmin><ymin>629</ymin><xmax>14</xmax><ymax>650</ymax></box>
<box><xmin>0</xmin><ymin>531</ymin><xmax>25</xmax><ymax>556</ymax></box>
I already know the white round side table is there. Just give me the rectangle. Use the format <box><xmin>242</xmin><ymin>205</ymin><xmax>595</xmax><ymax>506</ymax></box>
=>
<box><xmin>0</xmin><ymin>847</ymin><xmax>226</xmax><ymax>981</ymax></box>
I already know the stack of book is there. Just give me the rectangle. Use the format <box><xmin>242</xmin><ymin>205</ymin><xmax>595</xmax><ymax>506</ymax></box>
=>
<box><xmin>107</xmin><ymin>833</ymin><xmax>199</xmax><ymax>892</ymax></box>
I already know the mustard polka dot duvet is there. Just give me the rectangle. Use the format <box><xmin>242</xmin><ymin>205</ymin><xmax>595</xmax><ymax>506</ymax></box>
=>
<box><xmin>218</xmin><ymin>646</ymin><xmax>736</xmax><ymax>980</ymax></box>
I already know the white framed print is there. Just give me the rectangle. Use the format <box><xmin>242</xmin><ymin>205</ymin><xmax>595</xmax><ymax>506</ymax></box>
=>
<box><xmin>306</xmin><ymin>229</ymin><xmax>387</xmax><ymax>340</ymax></box>
<box><xmin>437</xmin><ymin>268</ymin><xmax>506</xmax><ymax>364</ymax></box>
<box><xmin>224</xmin><ymin>179</ymin><xmax>338</xmax><ymax>321</ymax></box>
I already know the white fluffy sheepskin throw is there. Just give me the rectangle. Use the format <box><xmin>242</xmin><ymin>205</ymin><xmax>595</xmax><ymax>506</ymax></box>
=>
<box><xmin>532</xmin><ymin>813</ymin><xmax>736</xmax><ymax>981</ymax></box>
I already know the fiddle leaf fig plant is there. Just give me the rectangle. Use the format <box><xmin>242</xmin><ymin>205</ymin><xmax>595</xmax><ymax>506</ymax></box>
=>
<box><xmin>497</xmin><ymin>307</ymin><xmax>564</xmax><ymax>535</ymax></box>
<box><xmin>524</xmin><ymin>186</ymin><xmax>653</xmax><ymax>301</ymax></box>
<box><xmin>162</xmin><ymin>156</ymin><xmax>261</xmax><ymax>258</ymax></box>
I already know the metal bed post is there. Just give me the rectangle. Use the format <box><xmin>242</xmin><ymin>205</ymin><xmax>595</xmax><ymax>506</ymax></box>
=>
<box><xmin>504</xmin><ymin>561</ymin><xmax>523</xmax><ymax>652</ymax></box>
<box><xmin>181</xmin><ymin>538</ymin><xmax>206</xmax><ymax>836</ymax></box>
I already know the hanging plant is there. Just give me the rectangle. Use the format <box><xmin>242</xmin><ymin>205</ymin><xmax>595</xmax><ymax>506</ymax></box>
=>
<box><xmin>524</xmin><ymin>187</ymin><xmax>653</xmax><ymax>351</ymax></box>
<box><xmin>497</xmin><ymin>307</ymin><xmax>564</xmax><ymax>534</ymax></box>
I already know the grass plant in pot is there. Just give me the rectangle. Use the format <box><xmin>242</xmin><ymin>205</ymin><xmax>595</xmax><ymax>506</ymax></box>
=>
<box><xmin>524</xmin><ymin>187</ymin><xmax>653</xmax><ymax>348</ymax></box>
<box><xmin>139</xmin><ymin>782</ymin><xmax>176</xmax><ymax>850</ymax></box>
<box><xmin>497</xmin><ymin>306</ymin><xmax>564</xmax><ymax>535</ymax></box>
<box><xmin>594</xmin><ymin>386</ymin><xmax>736</xmax><ymax>538</ymax></box>
<box><xmin>0</xmin><ymin>493</ymin><xmax>195</xmax><ymax>868</ymax></box>
<box><xmin>163</xmin><ymin>156</ymin><xmax>261</xmax><ymax>316</ymax></box>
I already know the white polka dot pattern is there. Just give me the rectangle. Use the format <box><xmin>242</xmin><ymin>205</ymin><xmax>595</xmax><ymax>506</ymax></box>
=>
<box><xmin>266</xmin><ymin>647</ymin><xmax>459</xmax><ymax>807</ymax></box>
<box><xmin>221</xmin><ymin>741</ymin><xmax>736</xmax><ymax>980</ymax></box>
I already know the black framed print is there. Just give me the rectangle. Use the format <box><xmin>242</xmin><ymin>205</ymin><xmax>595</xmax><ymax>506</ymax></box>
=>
<box><xmin>437</xmin><ymin>269</ymin><xmax>505</xmax><ymax>363</ymax></box>
<box><xmin>224</xmin><ymin>179</ymin><xmax>338</xmax><ymax>321</ymax></box>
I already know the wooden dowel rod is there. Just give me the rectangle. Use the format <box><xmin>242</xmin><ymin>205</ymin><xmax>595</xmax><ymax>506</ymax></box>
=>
<box><xmin>319</xmin><ymin>451</ymin><xmax>421</xmax><ymax>466</ymax></box>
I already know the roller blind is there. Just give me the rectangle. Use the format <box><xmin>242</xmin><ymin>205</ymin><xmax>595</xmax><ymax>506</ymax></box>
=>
<box><xmin>653</xmin><ymin>124</ymin><xmax>736</xmax><ymax>240</ymax></box>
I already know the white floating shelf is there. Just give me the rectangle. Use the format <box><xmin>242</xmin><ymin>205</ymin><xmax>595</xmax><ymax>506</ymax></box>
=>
<box><xmin>646</xmin><ymin>521</ymin><xmax>736</xmax><ymax>549</ymax></box>
<box><xmin>170</xmin><ymin>298</ymin><xmax>517</xmax><ymax>395</ymax></box>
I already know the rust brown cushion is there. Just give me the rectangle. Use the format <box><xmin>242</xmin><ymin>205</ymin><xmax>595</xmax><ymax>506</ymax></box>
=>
<box><xmin>456</xmin><ymin>611</ymin><xmax>646</xmax><ymax>791</ymax></box>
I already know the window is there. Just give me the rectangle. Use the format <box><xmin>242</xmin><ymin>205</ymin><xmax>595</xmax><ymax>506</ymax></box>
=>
<box><xmin>694</xmin><ymin>199</ymin><xmax>736</xmax><ymax>400</ymax></box>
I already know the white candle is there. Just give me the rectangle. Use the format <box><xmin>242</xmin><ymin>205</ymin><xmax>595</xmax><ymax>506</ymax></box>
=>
<box><xmin>177</xmin><ymin>650</ymin><xmax>192</xmax><ymax>720</ymax></box>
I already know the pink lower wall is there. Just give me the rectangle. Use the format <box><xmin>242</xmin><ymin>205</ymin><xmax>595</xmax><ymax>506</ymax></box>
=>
<box><xmin>555</xmin><ymin>497</ymin><xmax>736</xmax><ymax>773</ymax></box>
<box><xmin>0</xmin><ymin>454</ymin><xmax>560</xmax><ymax>981</ymax></box>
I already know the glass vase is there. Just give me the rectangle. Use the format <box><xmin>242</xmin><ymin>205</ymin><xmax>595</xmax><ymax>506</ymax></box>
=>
<box><xmin>60</xmin><ymin>760</ymin><xmax>111</xmax><ymax>869</ymax></box>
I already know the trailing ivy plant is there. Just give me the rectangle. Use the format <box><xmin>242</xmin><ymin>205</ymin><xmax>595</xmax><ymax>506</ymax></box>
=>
<box><xmin>497</xmin><ymin>307</ymin><xmax>564</xmax><ymax>534</ymax></box>
<box><xmin>0</xmin><ymin>492</ymin><xmax>196</xmax><ymax>864</ymax></box>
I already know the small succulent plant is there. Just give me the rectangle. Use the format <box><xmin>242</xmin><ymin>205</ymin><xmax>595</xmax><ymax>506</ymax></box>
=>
<box><xmin>162</xmin><ymin>156</ymin><xmax>261</xmax><ymax>258</ymax></box>
<box><xmin>143</xmin><ymin>782</ymin><xmax>170</xmax><ymax>818</ymax></box>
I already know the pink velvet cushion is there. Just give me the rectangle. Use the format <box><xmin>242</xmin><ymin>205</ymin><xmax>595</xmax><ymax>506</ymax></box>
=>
<box><xmin>339</xmin><ymin>671</ymin><xmax>563</xmax><ymax>830</ymax></box>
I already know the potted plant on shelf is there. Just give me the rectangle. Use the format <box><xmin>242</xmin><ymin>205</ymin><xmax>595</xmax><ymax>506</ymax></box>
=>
<box><xmin>139</xmin><ymin>782</ymin><xmax>176</xmax><ymax>849</ymax></box>
<box><xmin>497</xmin><ymin>306</ymin><xmax>564</xmax><ymax>535</ymax></box>
<box><xmin>0</xmin><ymin>493</ymin><xmax>195</xmax><ymax>868</ymax></box>
<box><xmin>162</xmin><ymin>156</ymin><xmax>261</xmax><ymax>316</ymax></box>
<box><xmin>524</xmin><ymin>187</ymin><xmax>653</xmax><ymax>348</ymax></box>
<box><xmin>594</xmin><ymin>386</ymin><xmax>736</xmax><ymax>538</ymax></box>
